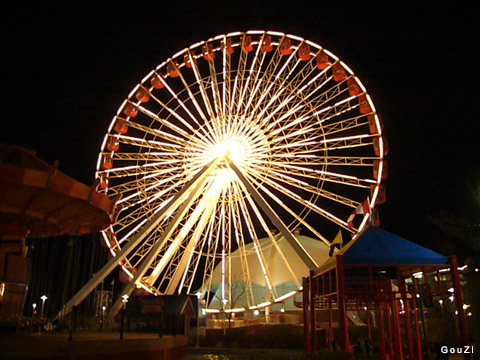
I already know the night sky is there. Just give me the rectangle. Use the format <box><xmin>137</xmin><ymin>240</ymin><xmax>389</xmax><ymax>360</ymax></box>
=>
<box><xmin>2</xmin><ymin>3</ymin><xmax>478</xmax><ymax>254</ymax></box>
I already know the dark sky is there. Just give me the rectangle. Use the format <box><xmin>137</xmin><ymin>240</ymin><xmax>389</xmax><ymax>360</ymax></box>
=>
<box><xmin>2</xmin><ymin>2</ymin><xmax>478</xmax><ymax>251</ymax></box>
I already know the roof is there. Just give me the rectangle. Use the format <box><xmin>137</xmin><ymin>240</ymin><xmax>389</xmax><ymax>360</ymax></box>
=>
<box><xmin>162</xmin><ymin>295</ymin><xmax>196</xmax><ymax>317</ymax></box>
<box><xmin>0</xmin><ymin>145</ymin><xmax>116</xmax><ymax>237</ymax></box>
<box><xmin>342</xmin><ymin>226</ymin><xmax>448</xmax><ymax>265</ymax></box>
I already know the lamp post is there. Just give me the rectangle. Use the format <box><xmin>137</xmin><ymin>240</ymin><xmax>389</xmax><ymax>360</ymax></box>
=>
<box><xmin>120</xmin><ymin>294</ymin><xmax>129</xmax><ymax>339</ymax></box>
<box><xmin>101</xmin><ymin>306</ymin><xmax>106</xmax><ymax>331</ymax></box>
<box><xmin>195</xmin><ymin>292</ymin><xmax>203</xmax><ymax>347</ymax></box>
<box><xmin>40</xmin><ymin>295</ymin><xmax>48</xmax><ymax>318</ymax></box>
<box><xmin>32</xmin><ymin>303</ymin><xmax>37</xmax><ymax>317</ymax></box>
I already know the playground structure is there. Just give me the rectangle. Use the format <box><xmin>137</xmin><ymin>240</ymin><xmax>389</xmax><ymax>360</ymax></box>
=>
<box><xmin>302</xmin><ymin>227</ymin><xmax>472</xmax><ymax>360</ymax></box>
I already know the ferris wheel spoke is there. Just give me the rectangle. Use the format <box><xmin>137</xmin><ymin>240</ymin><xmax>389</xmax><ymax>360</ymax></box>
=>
<box><xmin>134</xmin><ymin>103</ymin><xmax>206</xmax><ymax>147</ymax></box>
<box><xmin>111</xmin><ymin>177</ymin><xmax>209</xmax><ymax>313</ymax></box>
<box><xmin>155</xmin><ymin>65</ymin><xmax>215</xmax><ymax>142</ymax></box>
<box><xmin>321</xmin><ymin>114</ymin><xmax>371</xmax><ymax>136</ymax></box>
<box><xmin>243</xmin><ymin>185</ymin><xmax>301</xmax><ymax>288</ymax></box>
<box><xmin>234</xmin><ymin>183</ymin><xmax>278</xmax><ymax>300</ymax></box>
<box><xmin>230</xmin><ymin>191</ymin><xmax>255</xmax><ymax>307</ymax></box>
<box><xmin>242</xmin><ymin>47</ymin><xmax>267</xmax><ymax>119</ymax></box>
<box><xmin>143</xmin><ymin>89</ymin><xmax>213</xmax><ymax>146</ymax></box>
<box><xmin>109</xmin><ymin>153</ymin><xmax>183</xmax><ymax>163</ymax></box>
<box><xmin>206</xmin><ymin>54</ymin><xmax>225</xmax><ymax>124</ymax></box>
<box><xmin>320</xmin><ymin>133</ymin><xmax>375</xmax><ymax>151</ymax></box>
<box><xmin>174</xmin><ymin>211</ymin><xmax>212</xmax><ymax>294</ymax></box>
<box><xmin>229</xmin><ymin>42</ymin><xmax>249</xmax><ymax>119</ymax></box>
<box><xmin>202</xmin><ymin>207</ymin><xmax>224</xmax><ymax>306</ymax></box>
<box><xmin>184</xmin><ymin>222</ymin><xmax>211</xmax><ymax>294</ymax></box>
<box><xmin>115</xmin><ymin>131</ymin><xmax>186</xmax><ymax>151</ymax></box>
<box><xmin>250</xmin><ymin>60</ymin><xmax>300</xmax><ymax>127</ymax></box>
<box><xmin>189</xmin><ymin>50</ymin><xmax>220</xmax><ymax>136</ymax></box>
<box><xmin>250</xmin><ymin>167</ymin><xmax>360</xmax><ymax>209</ymax></box>
<box><xmin>98</xmin><ymin>162</ymin><xmax>182</xmax><ymax>179</ymax></box>
<box><xmin>146</xmin><ymin>193</ymin><xmax>207</xmax><ymax>288</ymax></box>
<box><xmin>166</xmin><ymin>59</ymin><xmax>218</xmax><ymax>141</ymax></box>
<box><xmin>163</xmin><ymin>177</ymin><xmax>224</xmax><ymax>293</ymax></box>
<box><xmin>300</xmin><ymin>75</ymin><xmax>349</xmax><ymax>110</ymax></box>
<box><xmin>115</xmin><ymin>176</ymin><xmax>187</xmax><ymax>210</ymax></box>
<box><xmin>246</xmin><ymin>170</ymin><xmax>353</xmax><ymax>232</ymax></box>
<box><xmin>230</xmin><ymin>161</ymin><xmax>318</xmax><ymax>269</ymax></box>
<box><xmin>292</xmin><ymin>62</ymin><xmax>331</xmax><ymax>100</ymax></box>
<box><xmin>261</xmin><ymin>163</ymin><xmax>375</xmax><ymax>188</ymax></box>
<box><xmin>246</xmin><ymin>175</ymin><xmax>341</xmax><ymax>243</ymax></box>
<box><xmin>221</xmin><ymin>38</ymin><xmax>232</xmax><ymax>125</ymax></box>
<box><xmin>235</xmin><ymin>39</ymin><xmax>265</xmax><ymax>118</ymax></box>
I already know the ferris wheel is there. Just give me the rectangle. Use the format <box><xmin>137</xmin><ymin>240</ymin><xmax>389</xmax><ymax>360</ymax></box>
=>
<box><xmin>58</xmin><ymin>30</ymin><xmax>387</xmax><ymax>318</ymax></box>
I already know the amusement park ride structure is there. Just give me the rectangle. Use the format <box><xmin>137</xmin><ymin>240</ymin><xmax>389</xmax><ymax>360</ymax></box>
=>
<box><xmin>0</xmin><ymin>145</ymin><xmax>117</xmax><ymax>317</ymax></box>
<box><xmin>56</xmin><ymin>30</ymin><xmax>388</xmax><ymax>320</ymax></box>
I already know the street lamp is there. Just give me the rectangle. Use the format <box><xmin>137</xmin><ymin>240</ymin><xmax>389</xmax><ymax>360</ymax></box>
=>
<box><xmin>32</xmin><ymin>303</ymin><xmax>37</xmax><ymax>316</ymax></box>
<box><xmin>40</xmin><ymin>295</ymin><xmax>48</xmax><ymax>318</ymax></box>
<box><xmin>121</xmin><ymin>294</ymin><xmax>129</xmax><ymax>308</ymax></box>
<box><xmin>195</xmin><ymin>292</ymin><xmax>203</xmax><ymax>347</ymax></box>
<box><xmin>120</xmin><ymin>294</ymin><xmax>129</xmax><ymax>339</ymax></box>
<box><xmin>101</xmin><ymin>306</ymin><xmax>106</xmax><ymax>331</ymax></box>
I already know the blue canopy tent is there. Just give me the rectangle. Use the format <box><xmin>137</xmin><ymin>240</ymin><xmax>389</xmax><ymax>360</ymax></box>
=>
<box><xmin>303</xmin><ymin>226</ymin><xmax>470</xmax><ymax>360</ymax></box>
<box><xmin>342</xmin><ymin>227</ymin><xmax>448</xmax><ymax>265</ymax></box>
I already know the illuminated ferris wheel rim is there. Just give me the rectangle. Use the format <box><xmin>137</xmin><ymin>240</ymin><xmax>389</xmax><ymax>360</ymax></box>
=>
<box><xmin>94</xmin><ymin>30</ymin><xmax>386</xmax><ymax>312</ymax></box>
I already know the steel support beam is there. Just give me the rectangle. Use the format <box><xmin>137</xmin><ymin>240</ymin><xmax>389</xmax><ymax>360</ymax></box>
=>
<box><xmin>55</xmin><ymin>160</ymin><xmax>217</xmax><ymax>320</ymax></box>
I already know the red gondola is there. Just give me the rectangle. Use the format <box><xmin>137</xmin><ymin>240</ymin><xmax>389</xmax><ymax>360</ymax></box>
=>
<box><xmin>113</xmin><ymin>118</ymin><xmax>128</xmax><ymax>135</ymax></box>
<box><xmin>316</xmin><ymin>51</ymin><xmax>329</xmax><ymax>70</ymax></box>
<box><xmin>167</xmin><ymin>61</ymin><xmax>180</xmax><ymax>78</ymax></box>
<box><xmin>203</xmin><ymin>43</ymin><xmax>215</xmax><ymax>60</ymax></box>
<box><xmin>279</xmin><ymin>38</ymin><xmax>292</xmax><ymax>55</ymax></box>
<box><xmin>222</xmin><ymin>38</ymin><xmax>234</xmax><ymax>55</ymax></box>
<box><xmin>261</xmin><ymin>35</ymin><xmax>273</xmax><ymax>52</ymax></box>
<box><xmin>332</xmin><ymin>63</ymin><xmax>347</xmax><ymax>81</ymax></box>
<box><xmin>123</xmin><ymin>103</ymin><xmax>138</xmax><ymax>118</ymax></box>
<box><xmin>347</xmin><ymin>77</ymin><xmax>361</xmax><ymax>96</ymax></box>
<box><xmin>298</xmin><ymin>43</ymin><xmax>311</xmax><ymax>61</ymax></box>
<box><xmin>358</xmin><ymin>94</ymin><xmax>371</xmax><ymax>114</ymax></box>
<box><xmin>106</xmin><ymin>135</ymin><xmax>119</xmax><ymax>152</ymax></box>
<box><xmin>242</xmin><ymin>35</ymin><xmax>253</xmax><ymax>52</ymax></box>
<box><xmin>101</xmin><ymin>155</ymin><xmax>113</xmax><ymax>170</ymax></box>
<box><xmin>184</xmin><ymin>51</ymin><xmax>197</xmax><ymax>68</ymax></box>
<box><xmin>135</xmin><ymin>87</ymin><xmax>150</xmax><ymax>103</ymax></box>
<box><xmin>151</xmin><ymin>73</ymin><xmax>165</xmax><ymax>89</ymax></box>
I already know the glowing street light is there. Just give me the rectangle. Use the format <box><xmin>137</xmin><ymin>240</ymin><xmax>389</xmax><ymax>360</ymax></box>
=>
<box><xmin>121</xmin><ymin>294</ymin><xmax>129</xmax><ymax>308</ymax></box>
<box><xmin>40</xmin><ymin>295</ymin><xmax>48</xmax><ymax>318</ymax></box>
<box><xmin>32</xmin><ymin>303</ymin><xmax>37</xmax><ymax>316</ymax></box>
<box><xmin>195</xmin><ymin>292</ymin><xmax>203</xmax><ymax>347</ymax></box>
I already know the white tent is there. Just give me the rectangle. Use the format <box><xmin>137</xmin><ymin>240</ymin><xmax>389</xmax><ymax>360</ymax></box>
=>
<box><xmin>206</xmin><ymin>232</ymin><xmax>331</xmax><ymax>310</ymax></box>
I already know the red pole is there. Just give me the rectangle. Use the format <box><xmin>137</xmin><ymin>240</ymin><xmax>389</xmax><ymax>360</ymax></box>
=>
<box><xmin>450</xmin><ymin>256</ymin><xmax>472</xmax><ymax>360</ymax></box>
<box><xmin>386</xmin><ymin>303</ymin><xmax>394</xmax><ymax>360</ymax></box>
<box><xmin>336</xmin><ymin>255</ymin><xmax>350</xmax><ymax>351</ymax></box>
<box><xmin>309</xmin><ymin>270</ymin><xmax>316</xmax><ymax>353</ymax></box>
<box><xmin>391</xmin><ymin>300</ymin><xmax>403</xmax><ymax>360</ymax></box>
<box><xmin>302</xmin><ymin>277</ymin><xmax>311</xmax><ymax>353</ymax></box>
<box><xmin>366</xmin><ymin>308</ymin><xmax>372</xmax><ymax>340</ymax></box>
<box><xmin>412</xmin><ymin>297</ymin><xmax>423</xmax><ymax>360</ymax></box>
<box><xmin>398</xmin><ymin>273</ymin><xmax>415</xmax><ymax>360</ymax></box>
<box><xmin>378</xmin><ymin>305</ymin><xmax>386</xmax><ymax>360</ymax></box>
